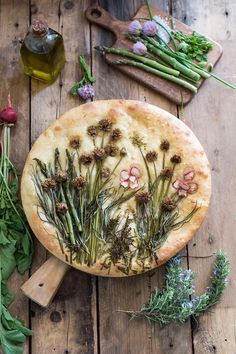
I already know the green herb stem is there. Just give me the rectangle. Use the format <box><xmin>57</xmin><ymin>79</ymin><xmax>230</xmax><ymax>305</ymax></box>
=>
<box><xmin>95</xmin><ymin>46</ymin><xmax>180</xmax><ymax>77</ymax></box>
<box><xmin>113</xmin><ymin>58</ymin><xmax>198</xmax><ymax>93</ymax></box>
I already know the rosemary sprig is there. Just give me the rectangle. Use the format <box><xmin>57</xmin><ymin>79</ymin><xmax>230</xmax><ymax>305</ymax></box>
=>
<box><xmin>123</xmin><ymin>251</ymin><xmax>229</xmax><ymax>326</ymax></box>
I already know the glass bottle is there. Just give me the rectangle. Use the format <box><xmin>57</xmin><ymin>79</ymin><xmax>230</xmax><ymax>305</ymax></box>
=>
<box><xmin>20</xmin><ymin>19</ymin><xmax>65</xmax><ymax>84</ymax></box>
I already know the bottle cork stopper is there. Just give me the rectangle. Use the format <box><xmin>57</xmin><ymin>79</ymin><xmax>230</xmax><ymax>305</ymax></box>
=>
<box><xmin>32</xmin><ymin>19</ymin><xmax>48</xmax><ymax>35</ymax></box>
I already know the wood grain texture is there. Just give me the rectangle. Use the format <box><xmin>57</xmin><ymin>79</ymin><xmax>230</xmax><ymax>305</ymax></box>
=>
<box><xmin>21</xmin><ymin>256</ymin><xmax>70</xmax><ymax>307</ymax></box>
<box><xmin>0</xmin><ymin>1</ymin><xmax>30</xmax><ymax>354</ymax></box>
<box><xmin>172</xmin><ymin>0</ymin><xmax>236</xmax><ymax>353</ymax></box>
<box><xmin>1</xmin><ymin>1</ymin><xmax>235</xmax><ymax>353</ymax></box>
<box><xmin>30</xmin><ymin>1</ymin><xmax>97</xmax><ymax>353</ymax></box>
<box><xmin>92</xmin><ymin>1</ymin><xmax>192</xmax><ymax>353</ymax></box>
<box><xmin>87</xmin><ymin>3</ymin><xmax>222</xmax><ymax>105</ymax></box>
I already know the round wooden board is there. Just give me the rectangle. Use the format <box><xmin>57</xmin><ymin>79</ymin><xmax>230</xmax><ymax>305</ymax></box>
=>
<box><xmin>21</xmin><ymin>100</ymin><xmax>211</xmax><ymax>277</ymax></box>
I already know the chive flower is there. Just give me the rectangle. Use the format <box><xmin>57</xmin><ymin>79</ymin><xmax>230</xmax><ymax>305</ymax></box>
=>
<box><xmin>105</xmin><ymin>144</ymin><xmax>119</xmax><ymax>157</ymax></box>
<box><xmin>160</xmin><ymin>139</ymin><xmax>170</xmax><ymax>151</ymax></box>
<box><xmin>69</xmin><ymin>136</ymin><xmax>80</xmax><ymax>149</ymax></box>
<box><xmin>101</xmin><ymin>167</ymin><xmax>110</xmax><ymax>179</ymax></box>
<box><xmin>98</xmin><ymin>118</ymin><xmax>113</xmax><ymax>132</ymax></box>
<box><xmin>143</xmin><ymin>20</ymin><xmax>157</xmax><ymax>37</ymax></box>
<box><xmin>146</xmin><ymin>150</ymin><xmax>158</xmax><ymax>163</ymax></box>
<box><xmin>170</xmin><ymin>154</ymin><xmax>182</xmax><ymax>164</ymax></box>
<box><xmin>110</xmin><ymin>128</ymin><xmax>122</xmax><ymax>142</ymax></box>
<box><xmin>41</xmin><ymin>178</ymin><xmax>56</xmax><ymax>190</ymax></box>
<box><xmin>133</xmin><ymin>41</ymin><xmax>147</xmax><ymax>56</ymax></box>
<box><xmin>77</xmin><ymin>84</ymin><xmax>95</xmax><ymax>100</ymax></box>
<box><xmin>72</xmin><ymin>176</ymin><xmax>87</xmax><ymax>189</ymax></box>
<box><xmin>79</xmin><ymin>153</ymin><xmax>93</xmax><ymax>166</ymax></box>
<box><xmin>128</xmin><ymin>20</ymin><xmax>142</xmax><ymax>36</ymax></box>
<box><xmin>56</xmin><ymin>202</ymin><xmax>68</xmax><ymax>214</ymax></box>
<box><xmin>93</xmin><ymin>148</ymin><xmax>106</xmax><ymax>160</ymax></box>
<box><xmin>55</xmin><ymin>171</ymin><xmax>68</xmax><ymax>183</ymax></box>
<box><xmin>135</xmin><ymin>191</ymin><xmax>151</xmax><ymax>204</ymax></box>
<box><xmin>87</xmin><ymin>125</ymin><xmax>98</xmax><ymax>138</ymax></box>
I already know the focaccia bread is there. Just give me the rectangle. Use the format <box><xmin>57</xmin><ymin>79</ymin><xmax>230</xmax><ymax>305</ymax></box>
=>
<box><xmin>21</xmin><ymin>100</ymin><xmax>211</xmax><ymax>276</ymax></box>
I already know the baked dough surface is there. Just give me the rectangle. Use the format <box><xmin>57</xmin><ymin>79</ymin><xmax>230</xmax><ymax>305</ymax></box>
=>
<box><xmin>21</xmin><ymin>100</ymin><xmax>211</xmax><ymax>276</ymax></box>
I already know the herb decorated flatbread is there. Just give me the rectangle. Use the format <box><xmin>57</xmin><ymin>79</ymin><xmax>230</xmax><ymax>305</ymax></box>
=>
<box><xmin>21</xmin><ymin>100</ymin><xmax>211</xmax><ymax>276</ymax></box>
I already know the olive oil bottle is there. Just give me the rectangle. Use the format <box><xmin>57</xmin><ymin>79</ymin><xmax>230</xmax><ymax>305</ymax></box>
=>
<box><xmin>20</xmin><ymin>19</ymin><xmax>65</xmax><ymax>84</ymax></box>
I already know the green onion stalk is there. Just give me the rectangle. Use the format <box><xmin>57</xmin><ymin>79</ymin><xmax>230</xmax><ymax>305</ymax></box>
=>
<box><xmin>112</xmin><ymin>58</ymin><xmax>197</xmax><ymax>93</ymax></box>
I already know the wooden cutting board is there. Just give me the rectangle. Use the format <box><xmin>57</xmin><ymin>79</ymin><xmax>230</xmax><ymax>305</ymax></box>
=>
<box><xmin>86</xmin><ymin>4</ymin><xmax>222</xmax><ymax>105</ymax></box>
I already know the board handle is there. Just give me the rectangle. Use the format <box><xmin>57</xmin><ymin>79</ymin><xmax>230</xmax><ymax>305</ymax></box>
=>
<box><xmin>85</xmin><ymin>5</ymin><xmax>126</xmax><ymax>38</ymax></box>
<box><xmin>21</xmin><ymin>256</ymin><xmax>70</xmax><ymax>307</ymax></box>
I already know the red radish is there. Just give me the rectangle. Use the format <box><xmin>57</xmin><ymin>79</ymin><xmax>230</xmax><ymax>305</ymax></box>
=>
<box><xmin>0</xmin><ymin>94</ymin><xmax>18</xmax><ymax>124</ymax></box>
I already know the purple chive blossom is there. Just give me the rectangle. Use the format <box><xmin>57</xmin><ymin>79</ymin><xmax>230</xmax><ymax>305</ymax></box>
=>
<box><xmin>143</xmin><ymin>20</ymin><xmax>157</xmax><ymax>37</ymax></box>
<box><xmin>128</xmin><ymin>20</ymin><xmax>142</xmax><ymax>35</ymax></box>
<box><xmin>77</xmin><ymin>84</ymin><xmax>95</xmax><ymax>100</ymax></box>
<box><xmin>133</xmin><ymin>41</ymin><xmax>147</xmax><ymax>55</ymax></box>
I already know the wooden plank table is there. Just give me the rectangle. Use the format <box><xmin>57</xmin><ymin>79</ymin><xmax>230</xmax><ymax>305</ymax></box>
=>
<box><xmin>0</xmin><ymin>0</ymin><xmax>235</xmax><ymax>353</ymax></box>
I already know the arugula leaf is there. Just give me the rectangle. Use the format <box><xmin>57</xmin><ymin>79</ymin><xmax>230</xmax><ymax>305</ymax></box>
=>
<box><xmin>0</xmin><ymin>242</ymin><xmax>16</xmax><ymax>280</ymax></box>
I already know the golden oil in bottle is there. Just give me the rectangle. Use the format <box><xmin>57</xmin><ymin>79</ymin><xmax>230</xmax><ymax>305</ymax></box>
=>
<box><xmin>20</xmin><ymin>19</ymin><xmax>65</xmax><ymax>84</ymax></box>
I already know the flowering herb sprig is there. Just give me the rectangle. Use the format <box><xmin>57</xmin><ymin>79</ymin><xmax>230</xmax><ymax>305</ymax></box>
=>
<box><xmin>32</xmin><ymin>126</ymin><xmax>200</xmax><ymax>275</ymax></box>
<box><xmin>124</xmin><ymin>251</ymin><xmax>229</xmax><ymax>326</ymax></box>
<box><xmin>70</xmin><ymin>55</ymin><xmax>95</xmax><ymax>99</ymax></box>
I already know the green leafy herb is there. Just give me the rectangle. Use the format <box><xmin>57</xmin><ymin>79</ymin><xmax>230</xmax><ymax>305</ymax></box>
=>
<box><xmin>0</xmin><ymin>123</ymin><xmax>33</xmax><ymax>354</ymax></box>
<box><xmin>124</xmin><ymin>251</ymin><xmax>229</xmax><ymax>326</ymax></box>
<box><xmin>173</xmin><ymin>30</ymin><xmax>213</xmax><ymax>62</ymax></box>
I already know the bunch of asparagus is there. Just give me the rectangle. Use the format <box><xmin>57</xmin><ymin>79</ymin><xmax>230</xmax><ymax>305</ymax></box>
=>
<box><xmin>95</xmin><ymin>7</ymin><xmax>235</xmax><ymax>94</ymax></box>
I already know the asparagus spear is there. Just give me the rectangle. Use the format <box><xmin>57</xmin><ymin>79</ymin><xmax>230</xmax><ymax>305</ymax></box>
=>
<box><xmin>112</xmin><ymin>58</ymin><xmax>198</xmax><ymax>94</ymax></box>
<box><xmin>94</xmin><ymin>46</ymin><xmax>180</xmax><ymax>77</ymax></box>
<box><xmin>130</xmin><ymin>35</ymin><xmax>201</xmax><ymax>82</ymax></box>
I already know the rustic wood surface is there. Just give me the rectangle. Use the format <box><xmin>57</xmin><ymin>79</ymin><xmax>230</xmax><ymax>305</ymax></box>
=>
<box><xmin>0</xmin><ymin>0</ymin><xmax>235</xmax><ymax>353</ymax></box>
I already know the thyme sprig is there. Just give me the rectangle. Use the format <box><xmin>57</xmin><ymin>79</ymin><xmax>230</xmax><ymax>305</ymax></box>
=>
<box><xmin>124</xmin><ymin>251</ymin><xmax>229</xmax><ymax>326</ymax></box>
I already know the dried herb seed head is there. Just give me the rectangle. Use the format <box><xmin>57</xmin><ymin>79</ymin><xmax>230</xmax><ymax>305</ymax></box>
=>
<box><xmin>131</xmin><ymin>133</ymin><xmax>145</xmax><ymax>147</ymax></box>
<box><xmin>110</xmin><ymin>128</ymin><xmax>122</xmax><ymax>142</ymax></box>
<box><xmin>41</xmin><ymin>178</ymin><xmax>56</xmax><ymax>190</ymax></box>
<box><xmin>105</xmin><ymin>144</ymin><xmax>119</xmax><ymax>157</ymax></box>
<box><xmin>146</xmin><ymin>150</ymin><xmax>158</xmax><ymax>163</ymax></box>
<box><xmin>79</xmin><ymin>153</ymin><xmax>93</xmax><ymax>166</ymax></box>
<box><xmin>93</xmin><ymin>148</ymin><xmax>106</xmax><ymax>160</ymax></box>
<box><xmin>160</xmin><ymin>139</ymin><xmax>170</xmax><ymax>151</ymax></box>
<box><xmin>69</xmin><ymin>136</ymin><xmax>80</xmax><ymax>149</ymax></box>
<box><xmin>55</xmin><ymin>171</ymin><xmax>68</xmax><ymax>183</ymax></box>
<box><xmin>170</xmin><ymin>154</ymin><xmax>182</xmax><ymax>164</ymax></box>
<box><xmin>120</xmin><ymin>147</ymin><xmax>127</xmax><ymax>157</ymax></box>
<box><xmin>98</xmin><ymin>118</ymin><xmax>112</xmax><ymax>132</ymax></box>
<box><xmin>56</xmin><ymin>202</ymin><xmax>68</xmax><ymax>214</ymax></box>
<box><xmin>161</xmin><ymin>198</ymin><xmax>177</xmax><ymax>212</ymax></box>
<box><xmin>72</xmin><ymin>176</ymin><xmax>87</xmax><ymax>189</ymax></box>
<box><xmin>161</xmin><ymin>168</ymin><xmax>173</xmax><ymax>179</ymax></box>
<box><xmin>87</xmin><ymin>125</ymin><xmax>98</xmax><ymax>138</ymax></box>
<box><xmin>101</xmin><ymin>167</ymin><xmax>110</xmax><ymax>179</ymax></box>
<box><xmin>135</xmin><ymin>191</ymin><xmax>152</xmax><ymax>204</ymax></box>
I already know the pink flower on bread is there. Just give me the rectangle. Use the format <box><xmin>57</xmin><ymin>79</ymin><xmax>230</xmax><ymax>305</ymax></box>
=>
<box><xmin>172</xmin><ymin>167</ymin><xmax>198</xmax><ymax>197</ymax></box>
<box><xmin>120</xmin><ymin>165</ymin><xmax>141</xmax><ymax>189</ymax></box>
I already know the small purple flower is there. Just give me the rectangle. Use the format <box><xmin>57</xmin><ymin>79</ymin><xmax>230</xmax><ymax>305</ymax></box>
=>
<box><xmin>179</xmin><ymin>269</ymin><xmax>193</xmax><ymax>282</ymax></box>
<box><xmin>168</xmin><ymin>254</ymin><xmax>181</xmax><ymax>266</ymax></box>
<box><xmin>182</xmin><ymin>301</ymin><xmax>193</xmax><ymax>309</ymax></box>
<box><xmin>128</xmin><ymin>20</ymin><xmax>142</xmax><ymax>35</ymax></box>
<box><xmin>133</xmin><ymin>42</ymin><xmax>147</xmax><ymax>55</ymax></box>
<box><xmin>77</xmin><ymin>84</ymin><xmax>95</xmax><ymax>100</ymax></box>
<box><xmin>143</xmin><ymin>20</ymin><xmax>157</xmax><ymax>37</ymax></box>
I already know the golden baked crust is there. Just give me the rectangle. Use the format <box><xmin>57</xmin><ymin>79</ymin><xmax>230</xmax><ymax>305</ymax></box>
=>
<box><xmin>21</xmin><ymin>100</ymin><xmax>211</xmax><ymax>277</ymax></box>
